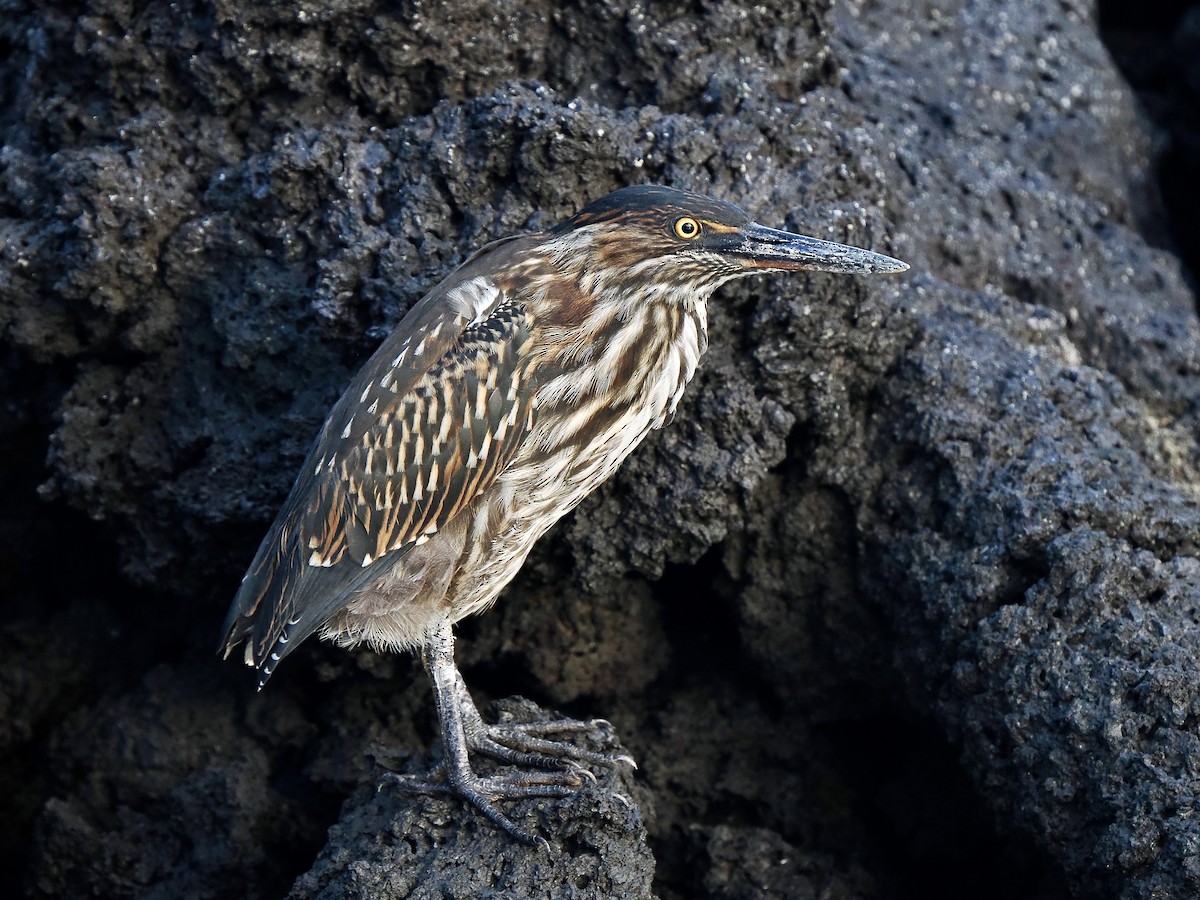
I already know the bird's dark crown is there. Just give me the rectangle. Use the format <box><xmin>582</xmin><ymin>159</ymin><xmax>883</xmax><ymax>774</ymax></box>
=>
<box><xmin>553</xmin><ymin>185</ymin><xmax>752</xmax><ymax>236</ymax></box>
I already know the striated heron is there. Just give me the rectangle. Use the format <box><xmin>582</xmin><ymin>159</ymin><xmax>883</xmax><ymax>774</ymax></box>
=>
<box><xmin>220</xmin><ymin>184</ymin><xmax>908</xmax><ymax>844</ymax></box>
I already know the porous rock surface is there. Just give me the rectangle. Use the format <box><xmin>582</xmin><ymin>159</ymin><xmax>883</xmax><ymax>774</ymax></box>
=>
<box><xmin>289</xmin><ymin>699</ymin><xmax>655</xmax><ymax>900</ymax></box>
<box><xmin>3</xmin><ymin>0</ymin><xmax>1199</xmax><ymax>898</ymax></box>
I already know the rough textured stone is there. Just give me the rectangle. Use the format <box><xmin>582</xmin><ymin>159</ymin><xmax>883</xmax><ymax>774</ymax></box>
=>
<box><xmin>3</xmin><ymin>0</ymin><xmax>1199</xmax><ymax>898</ymax></box>
<box><xmin>290</xmin><ymin>699</ymin><xmax>654</xmax><ymax>900</ymax></box>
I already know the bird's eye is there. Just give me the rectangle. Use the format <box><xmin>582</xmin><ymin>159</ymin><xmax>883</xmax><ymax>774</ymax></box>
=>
<box><xmin>673</xmin><ymin>217</ymin><xmax>701</xmax><ymax>240</ymax></box>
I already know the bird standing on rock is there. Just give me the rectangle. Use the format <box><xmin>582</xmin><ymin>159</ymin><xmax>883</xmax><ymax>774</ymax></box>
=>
<box><xmin>220</xmin><ymin>184</ymin><xmax>908</xmax><ymax>844</ymax></box>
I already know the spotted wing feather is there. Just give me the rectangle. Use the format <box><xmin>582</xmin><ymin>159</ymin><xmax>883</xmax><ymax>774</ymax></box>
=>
<box><xmin>325</xmin><ymin>301</ymin><xmax>535</xmax><ymax>571</ymax></box>
<box><xmin>220</xmin><ymin>238</ymin><xmax>539</xmax><ymax>684</ymax></box>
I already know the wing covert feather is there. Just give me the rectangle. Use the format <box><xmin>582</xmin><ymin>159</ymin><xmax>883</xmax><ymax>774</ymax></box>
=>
<box><xmin>220</xmin><ymin>241</ymin><xmax>542</xmax><ymax>682</ymax></box>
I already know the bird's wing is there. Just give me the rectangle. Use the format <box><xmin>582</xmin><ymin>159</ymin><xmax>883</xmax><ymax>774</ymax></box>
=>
<box><xmin>219</xmin><ymin>237</ymin><xmax>540</xmax><ymax>684</ymax></box>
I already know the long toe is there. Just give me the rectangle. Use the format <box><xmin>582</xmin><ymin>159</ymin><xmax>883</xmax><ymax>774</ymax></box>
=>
<box><xmin>381</xmin><ymin>762</ymin><xmax>588</xmax><ymax>846</ymax></box>
<box><xmin>474</xmin><ymin>773</ymin><xmax>581</xmax><ymax>800</ymax></box>
<box><xmin>452</xmin><ymin>776</ymin><xmax>549</xmax><ymax>848</ymax></box>
<box><xmin>479</xmin><ymin>723</ymin><xmax>637</xmax><ymax>770</ymax></box>
<box><xmin>489</xmin><ymin>716</ymin><xmax>616</xmax><ymax>738</ymax></box>
<box><xmin>381</xmin><ymin>770</ymin><xmax>454</xmax><ymax>796</ymax></box>
<box><xmin>468</xmin><ymin>734</ymin><xmax>596</xmax><ymax>770</ymax></box>
<box><xmin>384</xmin><ymin>762</ymin><xmax>586</xmax><ymax>795</ymax></box>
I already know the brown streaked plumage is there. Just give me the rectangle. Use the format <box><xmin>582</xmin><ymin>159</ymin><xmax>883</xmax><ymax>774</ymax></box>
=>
<box><xmin>220</xmin><ymin>184</ymin><xmax>908</xmax><ymax>845</ymax></box>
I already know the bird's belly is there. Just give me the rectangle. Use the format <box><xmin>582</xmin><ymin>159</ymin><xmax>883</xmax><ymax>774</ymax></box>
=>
<box><xmin>319</xmin><ymin>513</ymin><xmax>472</xmax><ymax>652</ymax></box>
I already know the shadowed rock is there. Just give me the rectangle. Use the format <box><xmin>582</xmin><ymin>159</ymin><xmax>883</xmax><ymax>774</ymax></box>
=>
<box><xmin>290</xmin><ymin>700</ymin><xmax>653</xmax><ymax>900</ymax></box>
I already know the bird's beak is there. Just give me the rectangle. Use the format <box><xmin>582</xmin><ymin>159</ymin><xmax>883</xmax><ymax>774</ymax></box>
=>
<box><xmin>727</xmin><ymin>223</ymin><xmax>909</xmax><ymax>275</ymax></box>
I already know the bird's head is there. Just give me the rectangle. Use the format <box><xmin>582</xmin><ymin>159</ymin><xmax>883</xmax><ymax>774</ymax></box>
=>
<box><xmin>547</xmin><ymin>184</ymin><xmax>907</xmax><ymax>299</ymax></box>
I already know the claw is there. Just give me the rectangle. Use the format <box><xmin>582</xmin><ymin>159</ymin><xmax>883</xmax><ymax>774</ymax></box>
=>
<box><xmin>570</xmin><ymin>765</ymin><xmax>597</xmax><ymax>784</ymax></box>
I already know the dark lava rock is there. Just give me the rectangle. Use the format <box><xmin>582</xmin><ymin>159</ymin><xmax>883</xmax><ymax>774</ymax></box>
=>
<box><xmin>290</xmin><ymin>699</ymin><xmax>654</xmax><ymax>900</ymax></box>
<box><xmin>3</xmin><ymin>0</ymin><xmax>1200</xmax><ymax>898</ymax></box>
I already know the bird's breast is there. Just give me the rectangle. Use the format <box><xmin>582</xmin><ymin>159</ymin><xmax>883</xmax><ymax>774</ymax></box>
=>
<box><xmin>440</xmin><ymin>291</ymin><xmax>709</xmax><ymax>622</ymax></box>
<box><xmin>527</xmin><ymin>295</ymin><xmax>707</xmax><ymax>472</ymax></box>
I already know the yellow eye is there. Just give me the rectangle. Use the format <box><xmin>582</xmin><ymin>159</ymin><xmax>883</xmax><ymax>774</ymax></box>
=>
<box><xmin>673</xmin><ymin>216</ymin><xmax>701</xmax><ymax>240</ymax></box>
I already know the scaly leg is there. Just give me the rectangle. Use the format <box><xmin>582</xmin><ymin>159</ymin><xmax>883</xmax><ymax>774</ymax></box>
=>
<box><xmin>383</xmin><ymin>618</ymin><xmax>635</xmax><ymax>846</ymax></box>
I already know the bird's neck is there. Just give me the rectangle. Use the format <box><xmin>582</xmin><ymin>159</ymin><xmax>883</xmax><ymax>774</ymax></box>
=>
<box><xmin>502</xmin><ymin>242</ymin><xmax>711</xmax><ymax>444</ymax></box>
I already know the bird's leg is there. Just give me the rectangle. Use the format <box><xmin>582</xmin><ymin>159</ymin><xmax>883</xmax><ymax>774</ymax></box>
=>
<box><xmin>383</xmin><ymin>618</ymin><xmax>634</xmax><ymax>845</ymax></box>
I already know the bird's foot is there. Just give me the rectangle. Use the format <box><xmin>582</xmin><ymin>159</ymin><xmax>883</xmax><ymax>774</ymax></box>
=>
<box><xmin>389</xmin><ymin>626</ymin><xmax>637</xmax><ymax>845</ymax></box>
<box><xmin>383</xmin><ymin>712</ymin><xmax>635</xmax><ymax>846</ymax></box>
